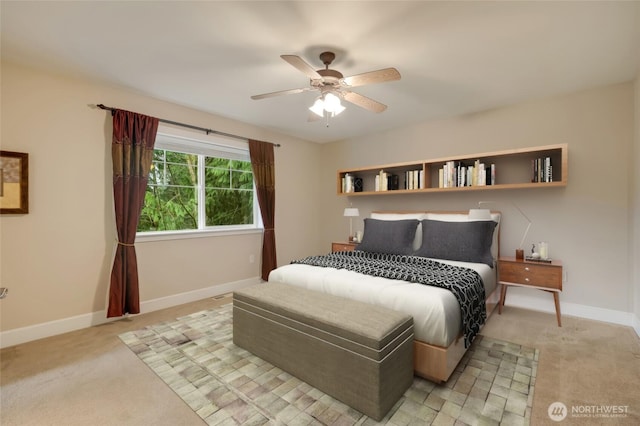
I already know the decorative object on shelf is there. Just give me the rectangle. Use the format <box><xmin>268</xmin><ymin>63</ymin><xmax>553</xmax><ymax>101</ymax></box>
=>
<box><xmin>343</xmin><ymin>206</ymin><xmax>360</xmax><ymax>242</ymax></box>
<box><xmin>353</xmin><ymin>177</ymin><xmax>363</xmax><ymax>192</ymax></box>
<box><xmin>0</xmin><ymin>150</ymin><xmax>29</xmax><ymax>214</ymax></box>
<box><xmin>470</xmin><ymin>200</ymin><xmax>531</xmax><ymax>261</ymax></box>
<box><xmin>524</xmin><ymin>243</ymin><xmax>552</xmax><ymax>262</ymax></box>
<box><xmin>524</xmin><ymin>242</ymin><xmax>551</xmax><ymax>262</ymax></box>
<box><xmin>538</xmin><ymin>241</ymin><xmax>549</xmax><ymax>259</ymax></box>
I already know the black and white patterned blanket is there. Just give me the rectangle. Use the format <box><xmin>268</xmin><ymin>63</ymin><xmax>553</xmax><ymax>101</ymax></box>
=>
<box><xmin>291</xmin><ymin>250</ymin><xmax>486</xmax><ymax>348</ymax></box>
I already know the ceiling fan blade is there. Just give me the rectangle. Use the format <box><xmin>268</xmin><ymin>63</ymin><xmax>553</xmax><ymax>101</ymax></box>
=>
<box><xmin>251</xmin><ymin>87</ymin><xmax>314</xmax><ymax>100</ymax></box>
<box><xmin>343</xmin><ymin>91</ymin><xmax>387</xmax><ymax>113</ymax></box>
<box><xmin>341</xmin><ymin>68</ymin><xmax>401</xmax><ymax>88</ymax></box>
<box><xmin>281</xmin><ymin>55</ymin><xmax>323</xmax><ymax>80</ymax></box>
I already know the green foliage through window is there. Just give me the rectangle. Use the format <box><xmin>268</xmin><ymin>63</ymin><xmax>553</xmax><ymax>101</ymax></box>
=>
<box><xmin>204</xmin><ymin>158</ymin><xmax>254</xmax><ymax>226</ymax></box>
<box><xmin>138</xmin><ymin>149</ymin><xmax>255</xmax><ymax>232</ymax></box>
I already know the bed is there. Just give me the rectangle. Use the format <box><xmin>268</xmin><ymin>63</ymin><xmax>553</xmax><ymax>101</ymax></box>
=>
<box><xmin>268</xmin><ymin>211</ymin><xmax>501</xmax><ymax>382</ymax></box>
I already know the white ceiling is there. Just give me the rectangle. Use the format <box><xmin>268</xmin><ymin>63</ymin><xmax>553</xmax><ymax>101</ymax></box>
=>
<box><xmin>2</xmin><ymin>1</ymin><xmax>639</xmax><ymax>143</ymax></box>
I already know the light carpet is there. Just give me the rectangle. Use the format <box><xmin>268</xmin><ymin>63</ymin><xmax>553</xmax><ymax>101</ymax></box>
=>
<box><xmin>119</xmin><ymin>303</ymin><xmax>538</xmax><ymax>425</ymax></box>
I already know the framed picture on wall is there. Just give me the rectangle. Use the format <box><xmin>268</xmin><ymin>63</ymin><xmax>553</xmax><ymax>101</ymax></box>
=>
<box><xmin>0</xmin><ymin>150</ymin><xmax>29</xmax><ymax>214</ymax></box>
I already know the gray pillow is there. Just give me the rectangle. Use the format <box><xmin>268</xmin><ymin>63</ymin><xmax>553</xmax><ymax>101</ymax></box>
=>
<box><xmin>414</xmin><ymin>219</ymin><xmax>497</xmax><ymax>267</ymax></box>
<box><xmin>355</xmin><ymin>218</ymin><xmax>419</xmax><ymax>255</ymax></box>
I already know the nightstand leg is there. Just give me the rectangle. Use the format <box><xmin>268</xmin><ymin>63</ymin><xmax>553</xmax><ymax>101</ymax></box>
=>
<box><xmin>553</xmin><ymin>292</ymin><xmax>562</xmax><ymax>327</ymax></box>
<box><xmin>499</xmin><ymin>284</ymin><xmax>508</xmax><ymax>314</ymax></box>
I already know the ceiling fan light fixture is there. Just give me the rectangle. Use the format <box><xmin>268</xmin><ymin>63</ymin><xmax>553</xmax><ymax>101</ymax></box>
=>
<box><xmin>332</xmin><ymin>103</ymin><xmax>346</xmax><ymax>116</ymax></box>
<box><xmin>323</xmin><ymin>92</ymin><xmax>342</xmax><ymax>112</ymax></box>
<box><xmin>309</xmin><ymin>98</ymin><xmax>325</xmax><ymax>117</ymax></box>
<box><xmin>309</xmin><ymin>92</ymin><xmax>345</xmax><ymax>117</ymax></box>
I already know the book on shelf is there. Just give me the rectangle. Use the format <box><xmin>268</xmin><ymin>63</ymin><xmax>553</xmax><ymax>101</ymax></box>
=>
<box><xmin>438</xmin><ymin>160</ymin><xmax>495</xmax><ymax>188</ymax></box>
<box><xmin>342</xmin><ymin>173</ymin><xmax>354</xmax><ymax>193</ymax></box>
<box><xmin>374</xmin><ymin>170</ymin><xmax>399</xmax><ymax>191</ymax></box>
<box><xmin>404</xmin><ymin>169</ymin><xmax>423</xmax><ymax>190</ymax></box>
<box><xmin>486</xmin><ymin>164</ymin><xmax>496</xmax><ymax>185</ymax></box>
<box><xmin>341</xmin><ymin>174</ymin><xmax>363</xmax><ymax>193</ymax></box>
<box><xmin>531</xmin><ymin>157</ymin><xmax>553</xmax><ymax>183</ymax></box>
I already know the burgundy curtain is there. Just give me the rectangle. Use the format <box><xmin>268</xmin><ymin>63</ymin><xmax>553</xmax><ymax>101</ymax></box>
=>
<box><xmin>249</xmin><ymin>139</ymin><xmax>277</xmax><ymax>281</ymax></box>
<box><xmin>107</xmin><ymin>110</ymin><xmax>159</xmax><ymax>317</ymax></box>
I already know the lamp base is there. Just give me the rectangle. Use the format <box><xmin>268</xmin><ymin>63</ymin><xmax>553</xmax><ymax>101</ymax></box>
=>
<box><xmin>515</xmin><ymin>249</ymin><xmax>524</xmax><ymax>260</ymax></box>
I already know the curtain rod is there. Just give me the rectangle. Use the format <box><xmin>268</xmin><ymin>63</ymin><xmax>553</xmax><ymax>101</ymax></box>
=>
<box><xmin>96</xmin><ymin>104</ymin><xmax>280</xmax><ymax>147</ymax></box>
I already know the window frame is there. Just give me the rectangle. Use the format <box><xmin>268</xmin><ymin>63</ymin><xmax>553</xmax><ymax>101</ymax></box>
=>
<box><xmin>135</xmin><ymin>126</ymin><xmax>262</xmax><ymax>243</ymax></box>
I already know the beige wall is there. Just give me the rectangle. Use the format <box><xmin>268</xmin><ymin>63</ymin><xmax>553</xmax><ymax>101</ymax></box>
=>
<box><xmin>320</xmin><ymin>83</ymin><xmax>635</xmax><ymax>316</ymax></box>
<box><xmin>0</xmin><ymin>61</ymin><xmax>323</xmax><ymax>334</ymax></box>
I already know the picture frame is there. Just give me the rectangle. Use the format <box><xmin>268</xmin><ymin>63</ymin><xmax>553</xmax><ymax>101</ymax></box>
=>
<box><xmin>0</xmin><ymin>150</ymin><xmax>29</xmax><ymax>214</ymax></box>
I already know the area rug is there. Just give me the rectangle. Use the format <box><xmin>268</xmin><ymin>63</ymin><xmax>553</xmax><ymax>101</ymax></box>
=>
<box><xmin>119</xmin><ymin>303</ymin><xmax>538</xmax><ymax>425</ymax></box>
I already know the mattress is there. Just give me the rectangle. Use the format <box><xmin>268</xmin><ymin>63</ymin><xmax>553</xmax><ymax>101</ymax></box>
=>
<box><xmin>268</xmin><ymin>258</ymin><xmax>496</xmax><ymax>348</ymax></box>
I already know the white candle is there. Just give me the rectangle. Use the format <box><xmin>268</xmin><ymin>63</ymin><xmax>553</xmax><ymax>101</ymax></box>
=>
<box><xmin>539</xmin><ymin>242</ymin><xmax>549</xmax><ymax>259</ymax></box>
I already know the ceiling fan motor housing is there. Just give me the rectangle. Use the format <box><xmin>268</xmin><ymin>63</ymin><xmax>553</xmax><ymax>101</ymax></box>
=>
<box><xmin>317</xmin><ymin>68</ymin><xmax>343</xmax><ymax>82</ymax></box>
<box><xmin>319</xmin><ymin>51</ymin><xmax>336</xmax><ymax>65</ymax></box>
<box><xmin>316</xmin><ymin>52</ymin><xmax>343</xmax><ymax>84</ymax></box>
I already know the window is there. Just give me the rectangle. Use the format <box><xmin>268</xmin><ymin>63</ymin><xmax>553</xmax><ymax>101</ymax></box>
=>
<box><xmin>137</xmin><ymin>130</ymin><xmax>259</xmax><ymax>236</ymax></box>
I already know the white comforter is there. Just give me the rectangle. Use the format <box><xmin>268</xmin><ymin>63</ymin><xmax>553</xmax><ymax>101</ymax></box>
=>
<box><xmin>268</xmin><ymin>258</ymin><xmax>496</xmax><ymax>347</ymax></box>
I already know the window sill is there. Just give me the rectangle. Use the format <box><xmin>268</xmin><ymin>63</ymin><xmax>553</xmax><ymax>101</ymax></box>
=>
<box><xmin>135</xmin><ymin>227</ymin><xmax>263</xmax><ymax>243</ymax></box>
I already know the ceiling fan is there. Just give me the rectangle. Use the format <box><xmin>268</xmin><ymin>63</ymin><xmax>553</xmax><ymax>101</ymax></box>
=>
<box><xmin>251</xmin><ymin>51</ymin><xmax>401</xmax><ymax>118</ymax></box>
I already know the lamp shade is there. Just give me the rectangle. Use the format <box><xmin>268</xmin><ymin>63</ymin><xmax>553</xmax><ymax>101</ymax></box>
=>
<box><xmin>309</xmin><ymin>99</ymin><xmax>325</xmax><ymax>117</ymax></box>
<box><xmin>468</xmin><ymin>208</ymin><xmax>492</xmax><ymax>220</ymax></box>
<box><xmin>344</xmin><ymin>208</ymin><xmax>360</xmax><ymax>217</ymax></box>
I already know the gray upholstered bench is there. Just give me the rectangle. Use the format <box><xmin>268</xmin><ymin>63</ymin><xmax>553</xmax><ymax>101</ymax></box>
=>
<box><xmin>232</xmin><ymin>282</ymin><xmax>414</xmax><ymax>421</ymax></box>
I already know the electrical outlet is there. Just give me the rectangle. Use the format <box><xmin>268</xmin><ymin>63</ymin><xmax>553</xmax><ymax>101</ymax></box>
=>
<box><xmin>249</xmin><ymin>254</ymin><xmax>255</xmax><ymax>264</ymax></box>
<box><xmin>563</xmin><ymin>270</ymin><xmax>568</xmax><ymax>283</ymax></box>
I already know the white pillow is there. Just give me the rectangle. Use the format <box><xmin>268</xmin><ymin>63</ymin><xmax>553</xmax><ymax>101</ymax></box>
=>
<box><xmin>370</xmin><ymin>212</ymin><xmax>427</xmax><ymax>251</ymax></box>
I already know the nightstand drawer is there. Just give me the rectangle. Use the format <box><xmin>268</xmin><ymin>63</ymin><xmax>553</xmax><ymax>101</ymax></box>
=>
<box><xmin>499</xmin><ymin>262</ymin><xmax>562</xmax><ymax>291</ymax></box>
<box><xmin>332</xmin><ymin>242</ymin><xmax>357</xmax><ymax>252</ymax></box>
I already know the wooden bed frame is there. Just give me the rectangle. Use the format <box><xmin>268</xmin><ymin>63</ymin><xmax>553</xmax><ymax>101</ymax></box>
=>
<box><xmin>371</xmin><ymin>210</ymin><xmax>502</xmax><ymax>383</ymax></box>
<box><xmin>413</xmin><ymin>288</ymin><xmax>500</xmax><ymax>382</ymax></box>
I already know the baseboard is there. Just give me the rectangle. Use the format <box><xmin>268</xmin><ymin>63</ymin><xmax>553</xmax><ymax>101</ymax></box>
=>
<box><xmin>0</xmin><ymin>277</ymin><xmax>260</xmax><ymax>349</ymax></box>
<box><xmin>139</xmin><ymin>277</ymin><xmax>260</xmax><ymax>313</ymax></box>
<box><xmin>501</xmin><ymin>289</ymin><xmax>639</xmax><ymax>333</ymax></box>
<box><xmin>3</xmin><ymin>279</ymin><xmax>637</xmax><ymax>349</ymax></box>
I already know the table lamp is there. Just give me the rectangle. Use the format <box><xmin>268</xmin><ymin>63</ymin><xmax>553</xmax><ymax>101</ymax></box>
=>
<box><xmin>343</xmin><ymin>207</ymin><xmax>360</xmax><ymax>242</ymax></box>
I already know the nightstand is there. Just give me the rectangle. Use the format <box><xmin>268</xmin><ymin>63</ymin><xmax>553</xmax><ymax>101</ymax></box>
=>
<box><xmin>498</xmin><ymin>256</ymin><xmax>563</xmax><ymax>326</ymax></box>
<box><xmin>331</xmin><ymin>242</ymin><xmax>358</xmax><ymax>252</ymax></box>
